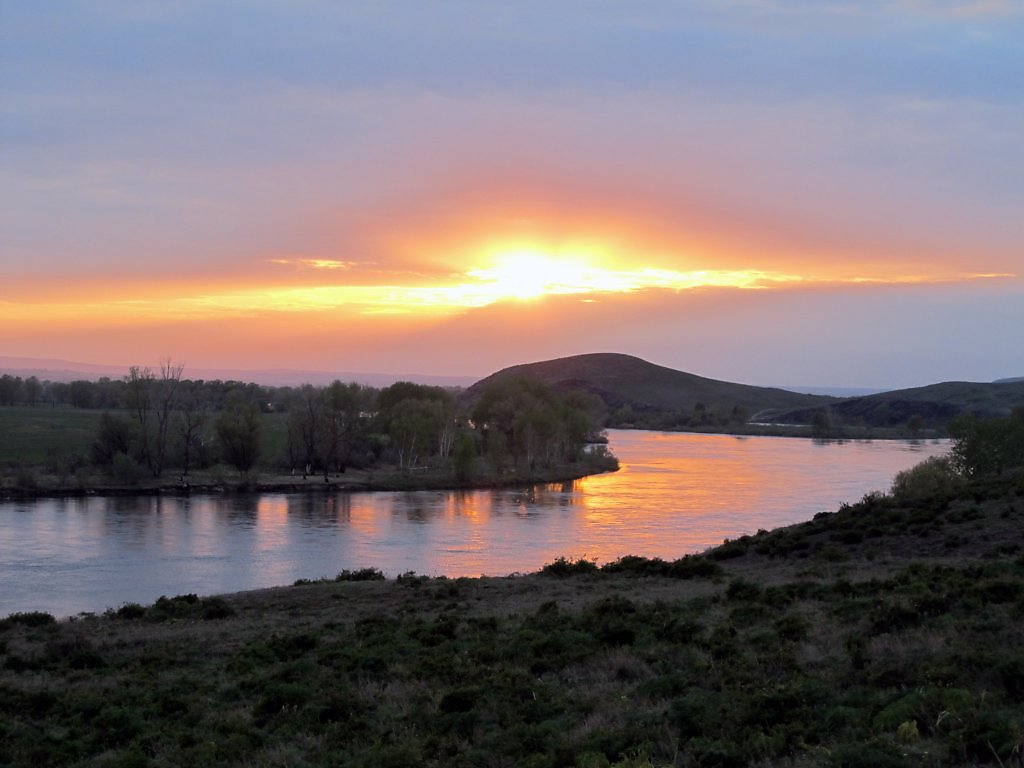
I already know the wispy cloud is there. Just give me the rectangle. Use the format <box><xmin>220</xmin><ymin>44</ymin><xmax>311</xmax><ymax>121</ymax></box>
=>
<box><xmin>266</xmin><ymin>257</ymin><xmax>355</xmax><ymax>270</ymax></box>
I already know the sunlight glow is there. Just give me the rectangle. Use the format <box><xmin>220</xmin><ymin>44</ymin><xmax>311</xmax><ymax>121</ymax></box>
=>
<box><xmin>1</xmin><ymin>254</ymin><xmax>1015</xmax><ymax>329</ymax></box>
<box><xmin>464</xmin><ymin>249</ymin><xmax>804</xmax><ymax>304</ymax></box>
<box><xmin>265</xmin><ymin>258</ymin><xmax>354</xmax><ymax>270</ymax></box>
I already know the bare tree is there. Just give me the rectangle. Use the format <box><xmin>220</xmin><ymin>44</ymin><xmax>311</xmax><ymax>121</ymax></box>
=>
<box><xmin>153</xmin><ymin>359</ymin><xmax>184</xmax><ymax>476</ymax></box>
<box><xmin>125</xmin><ymin>360</ymin><xmax>184</xmax><ymax>477</ymax></box>
<box><xmin>177</xmin><ymin>379</ymin><xmax>206</xmax><ymax>476</ymax></box>
<box><xmin>287</xmin><ymin>385</ymin><xmax>322</xmax><ymax>475</ymax></box>
<box><xmin>126</xmin><ymin>366</ymin><xmax>155</xmax><ymax>471</ymax></box>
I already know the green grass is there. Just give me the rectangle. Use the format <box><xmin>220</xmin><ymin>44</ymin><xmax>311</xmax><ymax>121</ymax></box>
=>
<box><xmin>258</xmin><ymin>411</ymin><xmax>290</xmax><ymax>467</ymax></box>
<box><xmin>0</xmin><ymin>406</ymin><xmax>104</xmax><ymax>465</ymax></box>
<box><xmin>0</xmin><ymin>406</ymin><xmax>291</xmax><ymax>470</ymax></box>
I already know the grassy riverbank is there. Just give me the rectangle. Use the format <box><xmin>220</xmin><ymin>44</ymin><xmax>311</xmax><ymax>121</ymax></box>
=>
<box><xmin>2</xmin><ymin>471</ymin><xmax>1023</xmax><ymax>767</ymax></box>
<box><xmin>0</xmin><ymin>458</ymin><xmax>617</xmax><ymax>501</ymax></box>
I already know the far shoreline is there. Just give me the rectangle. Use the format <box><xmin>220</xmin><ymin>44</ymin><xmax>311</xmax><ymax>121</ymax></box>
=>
<box><xmin>1</xmin><ymin>423</ymin><xmax>950</xmax><ymax>502</ymax></box>
<box><xmin>610</xmin><ymin>422</ymin><xmax>947</xmax><ymax>441</ymax></box>
<box><xmin>0</xmin><ymin>461</ymin><xmax>618</xmax><ymax>503</ymax></box>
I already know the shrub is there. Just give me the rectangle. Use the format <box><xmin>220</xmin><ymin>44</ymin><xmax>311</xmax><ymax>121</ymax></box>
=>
<box><xmin>253</xmin><ymin>683</ymin><xmax>312</xmax><ymax>721</ymax></box>
<box><xmin>200</xmin><ymin>597</ymin><xmax>234</xmax><ymax>619</ymax></box>
<box><xmin>829</xmin><ymin>742</ymin><xmax>906</xmax><ymax>768</ymax></box>
<box><xmin>1</xmin><ymin>611</ymin><xmax>56</xmax><ymax>629</ymax></box>
<box><xmin>725</xmin><ymin>578</ymin><xmax>762</xmax><ymax>602</ymax></box>
<box><xmin>890</xmin><ymin>455</ymin><xmax>962</xmax><ymax>499</ymax></box>
<box><xmin>115</xmin><ymin>603</ymin><xmax>146</xmax><ymax>620</ymax></box>
<box><xmin>14</xmin><ymin>467</ymin><xmax>38</xmax><ymax>492</ymax></box>
<box><xmin>397</xmin><ymin>571</ymin><xmax>428</xmax><ymax>587</ymax></box>
<box><xmin>774</xmin><ymin>612</ymin><xmax>811</xmax><ymax>641</ymax></box>
<box><xmin>541</xmin><ymin>557</ymin><xmax>598</xmax><ymax>576</ymax></box>
<box><xmin>669</xmin><ymin>555</ymin><xmax>723</xmax><ymax>578</ymax></box>
<box><xmin>950</xmin><ymin>412</ymin><xmax>1024</xmax><ymax>477</ymax></box>
<box><xmin>336</xmin><ymin>567</ymin><xmax>386</xmax><ymax>581</ymax></box>
<box><xmin>710</xmin><ymin>538</ymin><xmax>748</xmax><ymax>561</ymax></box>
<box><xmin>110</xmin><ymin>452</ymin><xmax>145</xmax><ymax>485</ymax></box>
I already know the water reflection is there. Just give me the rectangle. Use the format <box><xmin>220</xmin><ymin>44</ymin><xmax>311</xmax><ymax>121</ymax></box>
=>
<box><xmin>0</xmin><ymin>430</ymin><xmax>948</xmax><ymax>617</ymax></box>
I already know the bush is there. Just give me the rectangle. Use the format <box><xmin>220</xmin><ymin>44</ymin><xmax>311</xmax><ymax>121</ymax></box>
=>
<box><xmin>110</xmin><ymin>452</ymin><xmax>145</xmax><ymax>485</ymax></box>
<box><xmin>1</xmin><ymin>611</ymin><xmax>56</xmax><ymax>629</ymax></box>
<box><xmin>91</xmin><ymin>412</ymin><xmax>136</xmax><ymax>466</ymax></box>
<box><xmin>14</xmin><ymin>467</ymin><xmax>38</xmax><ymax>492</ymax></box>
<box><xmin>829</xmin><ymin>742</ymin><xmax>906</xmax><ymax>768</ymax></box>
<box><xmin>336</xmin><ymin>567</ymin><xmax>386</xmax><ymax>581</ymax></box>
<box><xmin>890</xmin><ymin>455</ymin><xmax>963</xmax><ymax>499</ymax></box>
<box><xmin>950</xmin><ymin>412</ymin><xmax>1024</xmax><ymax>477</ymax></box>
<box><xmin>541</xmin><ymin>557</ymin><xmax>598</xmax><ymax>576</ymax></box>
<box><xmin>200</xmin><ymin>597</ymin><xmax>234</xmax><ymax>619</ymax></box>
<box><xmin>115</xmin><ymin>603</ymin><xmax>146</xmax><ymax>620</ymax></box>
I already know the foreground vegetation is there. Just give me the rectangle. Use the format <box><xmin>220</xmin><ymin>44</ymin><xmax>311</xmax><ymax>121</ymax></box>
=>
<box><xmin>3</xmin><ymin>449</ymin><xmax>1023</xmax><ymax>765</ymax></box>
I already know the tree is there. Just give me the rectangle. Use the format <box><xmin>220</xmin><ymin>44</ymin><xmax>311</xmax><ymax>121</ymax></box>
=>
<box><xmin>318</xmin><ymin>381</ymin><xmax>365</xmax><ymax>477</ymax></box>
<box><xmin>377</xmin><ymin>382</ymin><xmax>456</xmax><ymax>468</ymax></box>
<box><xmin>811</xmin><ymin>410</ymin><xmax>832</xmax><ymax>439</ymax></box>
<box><xmin>0</xmin><ymin>374</ymin><xmax>18</xmax><ymax>405</ymax></box>
<box><xmin>24</xmin><ymin>376</ymin><xmax>42</xmax><ymax>406</ymax></box>
<box><xmin>124</xmin><ymin>360</ymin><xmax>183</xmax><ymax>477</ymax></box>
<box><xmin>69</xmin><ymin>380</ymin><xmax>96</xmax><ymax>409</ymax></box>
<box><xmin>125</xmin><ymin>366</ymin><xmax>156</xmax><ymax>472</ymax></box>
<box><xmin>215</xmin><ymin>392</ymin><xmax>262</xmax><ymax>475</ymax></box>
<box><xmin>287</xmin><ymin>385</ymin><xmax>323</xmax><ymax>474</ymax></box>
<box><xmin>91</xmin><ymin>412</ymin><xmax>137</xmax><ymax>467</ymax></box>
<box><xmin>451</xmin><ymin>430</ymin><xmax>478</xmax><ymax>481</ymax></box>
<box><xmin>153</xmin><ymin>359</ymin><xmax>184</xmax><ymax>475</ymax></box>
<box><xmin>950</xmin><ymin>412</ymin><xmax>1024</xmax><ymax>477</ymax></box>
<box><xmin>176</xmin><ymin>379</ymin><xmax>207</xmax><ymax>476</ymax></box>
<box><xmin>731</xmin><ymin>404</ymin><xmax>751</xmax><ymax>425</ymax></box>
<box><xmin>388</xmin><ymin>398</ymin><xmax>438</xmax><ymax>469</ymax></box>
<box><xmin>472</xmin><ymin>376</ymin><xmax>603</xmax><ymax>472</ymax></box>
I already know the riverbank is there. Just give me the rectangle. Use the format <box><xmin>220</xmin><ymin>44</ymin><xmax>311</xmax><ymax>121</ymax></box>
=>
<box><xmin>2</xmin><ymin>470</ymin><xmax>1022</xmax><ymax>767</ymax></box>
<box><xmin>614</xmin><ymin>421</ymin><xmax>946</xmax><ymax>441</ymax></box>
<box><xmin>0</xmin><ymin>455</ymin><xmax>620</xmax><ymax>502</ymax></box>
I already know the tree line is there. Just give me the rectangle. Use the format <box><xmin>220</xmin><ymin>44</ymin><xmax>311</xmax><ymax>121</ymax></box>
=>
<box><xmin>80</xmin><ymin>362</ymin><xmax>612</xmax><ymax>483</ymax></box>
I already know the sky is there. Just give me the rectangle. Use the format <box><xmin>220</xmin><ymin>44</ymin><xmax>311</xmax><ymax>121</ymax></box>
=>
<box><xmin>2</xmin><ymin>1</ymin><xmax>1022</xmax><ymax>389</ymax></box>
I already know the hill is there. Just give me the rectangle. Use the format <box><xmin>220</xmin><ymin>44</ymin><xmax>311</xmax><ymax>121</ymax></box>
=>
<box><xmin>461</xmin><ymin>353</ymin><xmax>832</xmax><ymax>425</ymax></box>
<box><xmin>774</xmin><ymin>379</ymin><xmax>1024</xmax><ymax>430</ymax></box>
<box><xmin>0</xmin><ymin>355</ymin><xmax>474</xmax><ymax>388</ymax></box>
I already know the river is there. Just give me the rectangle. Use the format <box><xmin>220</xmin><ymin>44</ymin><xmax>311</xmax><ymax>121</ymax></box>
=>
<box><xmin>0</xmin><ymin>430</ymin><xmax>949</xmax><ymax>618</ymax></box>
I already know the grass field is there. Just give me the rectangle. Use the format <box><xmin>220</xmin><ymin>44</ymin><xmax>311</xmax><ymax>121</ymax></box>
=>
<box><xmin>2</xmin><ymin>472</ymin><xmax>1023</xmax><ymax>767</ymax></box>
<box><xmin>0</xmin><ymin>407</ymin><xmax>291</xmax><ymax>469</ymax></box>
<box><xmin>0</xmin><ymin>407</ymin><xmax>104</xmax><ymax>465</ymax></box>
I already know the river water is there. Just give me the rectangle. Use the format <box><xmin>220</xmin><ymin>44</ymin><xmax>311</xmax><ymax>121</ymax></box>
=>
<box><xmin>0</xmin><ymin>430</ymin><xmax>948</xmax><ymax>618</ymax></box>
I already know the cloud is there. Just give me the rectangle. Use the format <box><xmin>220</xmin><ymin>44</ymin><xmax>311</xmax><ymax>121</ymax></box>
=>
<box><xmin>265</xmin><ymin>258</ymin><xmax>355</xmax><ymax>270</ymax></box>
<box><xmin>2</xmin><ymin>2</ymin><xmax>1021</xmax><ymax>386</ymax></box>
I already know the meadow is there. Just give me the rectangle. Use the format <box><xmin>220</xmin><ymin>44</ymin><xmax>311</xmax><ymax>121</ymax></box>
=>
<box><xmin>2</xmin><ymin>469</ymin><xmax>1022</xmax><ymax>767</ymax></box>
<box><xmin>0</xmin><ymin>407</ymin><xmax>291</xmax><ymax>468</ymax></box>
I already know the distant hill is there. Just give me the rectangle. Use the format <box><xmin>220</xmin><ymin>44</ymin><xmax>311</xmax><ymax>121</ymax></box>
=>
<box><xmin>0</xmin><ymin>356</ymin><xmax>474</xmax><ymax>388</ymax></box>
<box><xmin>995</xmin><ymin>376</ymin><xmax>1024</xmax><ymax>384</ymax></box>
<box><xmin>773</xmin><ymin>379</ymin><xmax>1024</xmax><ymax>428</ymax></box>
<box><xmin>461</xmin><ymin>353</ymin><xmax>831</xmax><ymax>422</ymax></box>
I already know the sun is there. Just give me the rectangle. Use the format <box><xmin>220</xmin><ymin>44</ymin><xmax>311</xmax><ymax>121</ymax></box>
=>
<box><xmin>467</xmin><ymin>249</ymin><xmax>603</xmax><ymax>302</ymax></box>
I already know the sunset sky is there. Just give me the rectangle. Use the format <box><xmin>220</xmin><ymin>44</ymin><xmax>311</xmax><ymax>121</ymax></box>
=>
<box><xmin>2</xmin><ymin>1</ymin><xmax>1022</xmax><ymax>388</ymax></box>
